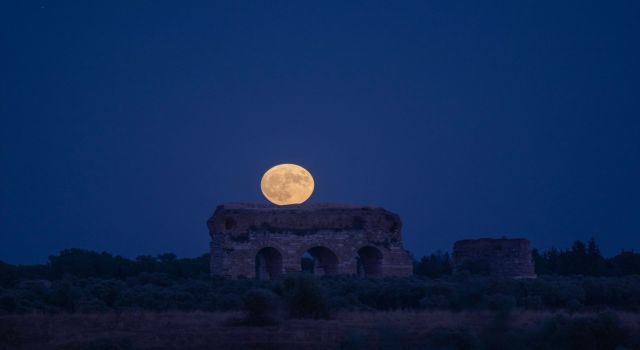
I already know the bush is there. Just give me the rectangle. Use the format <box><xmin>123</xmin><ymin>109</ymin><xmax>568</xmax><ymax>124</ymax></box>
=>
<box><xmin>535</xmin><ymin>278</ymin><xmax>585</xmax><ymax>308</ymax></box>
<box><xmin>46</xmin><ymin>280</ymin><xmax>82</xmax><ymax>311</ymax></box>
<box><xmin>456</xmin><ymin>259</ymin><xmax>491</xmax><ymax>275</ymax></box>
<box><xmin>420</xmin><ymin>294</ymin><xmax>450</xmax><ymax>309</ymax></box>
<box><xmin>449</xmin><ymin>278</ymin><xmax>488</xmax><ymax>310</ymax></box>
<box><xmin>537</xmin><ymin>312</ymin><xmax>629</xmax><ymax>350</ymax></box>
<box><xmin>76</xmin><ymin>297</ymin><xmax>109</xmax><ymax>313</ymax></box>
<box><xmin>566</xmin><ymin>298</ymin><xmax>583</xmax><ymax>314</ymax></box>
<box><xmin>520</xmin><ymin>295</ymin><xmax>543</xmax><ymax>310</ymax></box>
<box><xmin>483</xmin><ymin>293</ymin><xmax>516</xmax><ymax>312</ymax></box>
<box><xmin>242</xmin><ymin>288</ymin><xmax>279</xmax><ymax>325</ymax></box>
<box><xmin>0</xmin><ymin>262</ymin><xmax>18</xmax><ymax>288</ymax></box>
<box><xmin>282</xmin><ymin>275</ymin><xmax>330</xmax><ymax>319</ymax></box>
<box><xmin>0</xmin><ymin>319</ymin><xmax>23</xmax><ymax>348</ymax></box>
<box><xmin>0</xmin><ymin>293</ymin><xmax>18</xmax><ymax>314</ymax></box>
<box><xmin>137</xmin><ymin>272</ymin><xmax>174</xmax><ymax>287</ymax></box>
<box><xmin>87</xmin><ymin>280</ymin><xmax>123</xmax><ymax>307</ymax></box>
<box><xmin>565</xmin><ymin>312</ymin><xmax>625</xmax><ymax>349</ymax></box>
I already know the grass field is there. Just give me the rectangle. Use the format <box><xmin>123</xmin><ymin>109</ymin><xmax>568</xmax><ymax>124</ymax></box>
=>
<box><xmin>2</xmin><ymin>310</ymin><xmax>640</xmax><ymax>349</ymax></box>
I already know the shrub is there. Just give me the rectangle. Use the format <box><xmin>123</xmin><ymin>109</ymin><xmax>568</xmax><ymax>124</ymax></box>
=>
<box><xmin>538</xmin><ymin>312</ymin><xmax>629</xmax><ymax>350</ymax></box>
<box><xmin>87</xmin><ymin>280</ymin><xmax>123</xmax><ymax>307</ymax></box>
<box><xmin>566</xmin><ymin>298</ymin><xmax>583</xmax><ymax>314</ymax></box>
<box><xmin>137</xmin><ymin>272</ymin><xmax>174</xmax><ymax>287</ymax></box>
<box><xmin>282</xmin><ymin>274</ymin><xmax>330</xmax><ymax>319</ymax></box>
<box><xmin>536</xmin><ymin>278</ymin><xmax>585</xmax><ymax>308</ymax></box>
<box><xmin>0</xmin><ymin>262</ymin><xmax>18</xmax><ymax>288</ymax></box>
<box><xmin>449</xmin><ymin>279</ymin><xmax>488</xmax><ymax>310</ymax></box>
<box><xmin>567</xmin><ymin>312</ymin><xmax>625</xmax><ymax>349</ymax></box>
<box><xmin>520</xmin><ymin>295</ymin><xmax>543</xmax><ymax>310</ymax></box>
<box><xmin>0</xmin><ymin>319</ymin><xmax>23</xmax><ymax>348</ymax></box>
<box><xmin>211</xmin><ymin>293</ymin><xmax>243</xmax><ymax>311</ymax></box>
<box><xmin>483</xmin><ymin>293</ymin><xmax>516</xmax><ymax>313</ymax></box>
<box><xmin>456</xmin><ymin>259</ymin><xmax>491</xmax><ymax>275</ymax></box>
<box><xmin>46</xmin><ymin>280</ymin><xmax>82</xmax><ymax>311</ymax></box>
<box><xmin>420</xmin><ymin>294</ymin><xmax>450</xmax><ymax>309</ymax></box>
<box><xmin>76</xmin><ymin>297</ymin><xmax>109</xmax><ymax>313</ymax></box>
<box><xmin>242</xmin><ymin>288</ymin><xmax>279</xmax><ymax>325</ymax></box>
<box><xmin>0</xmin><ymin>293</ymin><xmax>18</xmax><ymax>314</ymax></box>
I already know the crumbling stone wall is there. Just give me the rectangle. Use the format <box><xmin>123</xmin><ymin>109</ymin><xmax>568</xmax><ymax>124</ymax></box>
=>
<box><xmin>207</xmin><ymin>203</ymin><xmax>413</xmax><ymax>279</ymax></box>
<box><xmin>452</xmin><ymin>238</ymin><xmax>536</xmax><ymax>278</ymax></box>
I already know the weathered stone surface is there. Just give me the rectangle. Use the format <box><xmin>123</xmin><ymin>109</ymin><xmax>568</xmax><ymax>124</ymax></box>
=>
<box><xmin>207</xmin><ymin>203</ymin><xmax>413</xmax><ymax>279</ymax></box>
<box><xmin>452</xmin><ymin>238</ymin><xmax>536</xmax><ymax>278</ymax></box>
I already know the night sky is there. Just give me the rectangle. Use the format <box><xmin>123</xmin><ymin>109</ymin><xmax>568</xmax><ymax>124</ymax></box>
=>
<box><xmin>2</xmin><ymin>1</ymin><xmax>639</xmax><ymax>264</ymax></box>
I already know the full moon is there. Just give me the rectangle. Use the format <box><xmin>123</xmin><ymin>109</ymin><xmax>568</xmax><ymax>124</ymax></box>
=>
<box><xmin>260</xmin><ymin>164</ymin><xmax>314</xmax><ymax>205</ymax></box>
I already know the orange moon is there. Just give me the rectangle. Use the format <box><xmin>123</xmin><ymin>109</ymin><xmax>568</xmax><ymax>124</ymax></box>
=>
<box><xmin>260</xmin><ymin>164</ymin><xmax>314</xmax><ymax>205</ymax></box>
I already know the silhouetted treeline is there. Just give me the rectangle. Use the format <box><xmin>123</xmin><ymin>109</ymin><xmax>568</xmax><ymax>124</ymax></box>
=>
<box><xmin>2</xmin><ymin>246</ymin><xmax>640</xmax><ymax>315</ymax></box>
<box><xmin>0</xmin><ymin>249</ymin><xmax>209</xmax><ymax>287</ymax></box>
<box><xmin>533</xmin><ymin>238</ymin><xmax>640</xmax><ymax>276</ymax></box>
<box><xmin>412</xmin><ymin>238</ymin><xmax>640</xmax><ymax>278</ymax></box>
<box><xmin>413</xmin><ymin>250</ymin><xmax>453</xmax><ymax>278</ymax></box>
<box><xmin>2</xmin><ymin>239</ymin><xmax>640</xmax><ymax>287</ymax></box>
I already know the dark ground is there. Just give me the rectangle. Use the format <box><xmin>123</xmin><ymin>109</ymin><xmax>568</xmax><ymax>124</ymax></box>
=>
<box><xmin>2</xmin><ymin>310</ymin><xmax>640</xmax><ymax>350</ymax></box>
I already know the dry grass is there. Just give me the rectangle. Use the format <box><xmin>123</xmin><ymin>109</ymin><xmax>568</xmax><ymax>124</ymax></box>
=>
<box><xmin>2</xmin><ymin>310</ymin><xmax>640</xmax><ymax>350</ymax></box>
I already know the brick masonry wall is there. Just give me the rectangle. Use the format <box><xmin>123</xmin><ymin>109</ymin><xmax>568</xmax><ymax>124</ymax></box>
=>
<box><xmin>207</xmin><ymin>203</ymin><xmax>413</xmax><ymax>278</ymax></box>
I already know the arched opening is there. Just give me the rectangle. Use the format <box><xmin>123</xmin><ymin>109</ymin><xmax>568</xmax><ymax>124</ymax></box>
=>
<box><xmin>300</xmin><ymin>246</ymin><xmax>339</xmax><ymax>276</ymax></box>
<box><xmin>357</xmin><ymin>246</ymin><xmax>383</xmax><ymax>277</ymax></box>
<box><xmin>255</xmin><ymin>247</ymin><xmax>282</xmax><ymax>280</ymax></box>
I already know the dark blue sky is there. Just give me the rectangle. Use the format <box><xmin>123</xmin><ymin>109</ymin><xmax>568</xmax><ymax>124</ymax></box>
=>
<box><xmin>1</xmin><ymin>1</ymin><xmax>639</xmax><ymax>264</ymax></box>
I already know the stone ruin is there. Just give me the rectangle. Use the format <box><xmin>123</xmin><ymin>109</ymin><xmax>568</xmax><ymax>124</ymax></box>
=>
<box><xmin>207</xmin><ymin>203</ymin><xmax>413</xmax><ymax>279</ymax></box>
<box><xmin>452</xmin><ymin>238</ymin><xmax>536</xmax><ymax>278</ymax></box>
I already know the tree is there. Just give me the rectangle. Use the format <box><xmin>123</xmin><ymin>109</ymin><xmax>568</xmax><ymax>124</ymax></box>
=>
<box><xmin>414</xmin><ymin>251</ymin><xmax>452</xmax><ymax>278</ymax></box>
<box><xmin>586</xmin><ymin>237</ymin><xmax>605</xmax><ymax>276</ymax></box>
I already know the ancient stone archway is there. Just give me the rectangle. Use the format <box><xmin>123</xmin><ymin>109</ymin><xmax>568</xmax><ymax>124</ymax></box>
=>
<box><xmin>208</xmin><ymin>203</ymin><xmax>413</xmax><ymax>278</ymax></box>
<box><xmin>357</xmin><ymin>246</ymin><xmax>383</xmax><ymax>277</ymax></box>
<box><xmin>255</xmin><ymin>247</ymin><xmax>283</xmax><ymax>280</ymax></box>
<box><xmin>301</xmin><ymin>246</ymin><xmax>339</xmax><ymax>275</ymax></box>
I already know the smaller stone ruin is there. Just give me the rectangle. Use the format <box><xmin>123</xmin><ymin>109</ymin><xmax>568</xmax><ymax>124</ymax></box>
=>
<box><xmin>452</xmin><ymin>238</ymin><xmax>536</xmax><ymax>278</ymax></box>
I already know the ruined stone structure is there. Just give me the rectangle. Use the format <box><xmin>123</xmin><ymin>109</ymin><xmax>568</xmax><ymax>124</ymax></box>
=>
<box><xmin>452</xmin><ymin>238</ymin><xmax>536</xmax><ymax>278</ymax></box>
<box><xmin>207</xmin><ymin>203</ymin><xmax>413</xmax><ymax>279</ymax></box>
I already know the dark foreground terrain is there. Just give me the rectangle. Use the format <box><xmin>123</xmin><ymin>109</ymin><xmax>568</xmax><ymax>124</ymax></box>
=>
<box><xmin>2</xmin><ymin>310</ymin><xmax>640</xmax><ymax>350</ymax></box>
<box><xmin>3</xmin><ymin>245</ymin><xmax>640</xmax><ymax>349</ymax></box>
